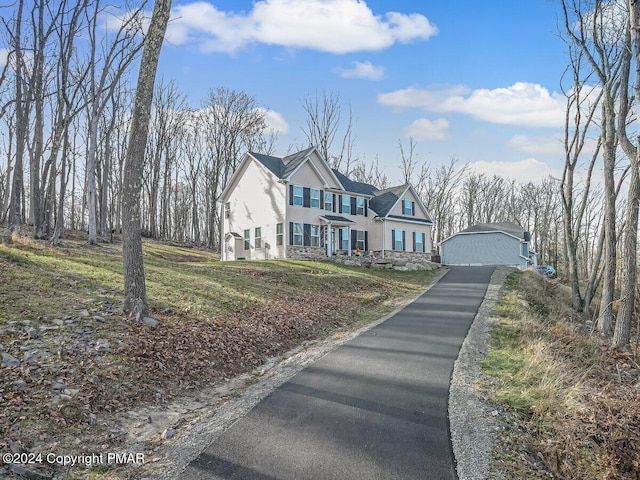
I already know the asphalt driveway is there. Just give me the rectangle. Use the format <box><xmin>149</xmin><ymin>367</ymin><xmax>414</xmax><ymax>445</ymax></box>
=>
<box><xmin>178</xmin><ymin>266</ymin><xmax>496</xmax><ymax>480</ymax></box>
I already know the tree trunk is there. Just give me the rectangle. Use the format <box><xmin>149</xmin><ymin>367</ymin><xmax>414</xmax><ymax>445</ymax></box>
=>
<box><xmin>598</xmin><ymin>100</ymin><xmax>617</xmax><ymax>336</ymax></box>
<box><xmin>613</xmin><ymin>0</ymin><xmax>640</xmax><ymax>349</ymax></box>
<box><xmin>613</xmin><ymin>161</ymin><xmax>640</xmax><ymax>348</ymax></box>
<box><xmin>122</xmin><ymin>0</ymin><xmax>171</xmax><ymax>318</ymax></box>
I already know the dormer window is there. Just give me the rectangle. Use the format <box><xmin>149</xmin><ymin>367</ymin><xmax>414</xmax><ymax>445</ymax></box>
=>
<box><xmin>403</xmin><ymin>199</ymin><xmax>415</xmax><ymax>216</ymax></box>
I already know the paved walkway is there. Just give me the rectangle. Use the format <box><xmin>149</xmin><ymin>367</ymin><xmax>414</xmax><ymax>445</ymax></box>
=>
<box><xmin>179</xmin><ymin>266</ymin><xmax>495</xmax><ymax>480</ymax></box>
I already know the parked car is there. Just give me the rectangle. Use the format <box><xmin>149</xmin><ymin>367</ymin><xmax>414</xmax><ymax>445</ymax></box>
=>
<box><xmin>535</xmin><ymin>265</ymin><xmax>557</xmax><ymax>279</ymax></box>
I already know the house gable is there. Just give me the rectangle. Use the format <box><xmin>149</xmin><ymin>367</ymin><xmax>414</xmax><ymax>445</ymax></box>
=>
<box><xmin>370</xmin><ymin>184</ymin><xmax>433</xmax><ymax>225</ymax></box>
<box><xmin>283</xmin><ymin>149</ymin><xmax>343</xmax><ymax>190</ymax></box>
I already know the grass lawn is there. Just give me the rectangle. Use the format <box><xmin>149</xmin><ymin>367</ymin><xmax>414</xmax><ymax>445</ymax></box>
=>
<box><xmin>0</xmin><ymin>232</ymin><xmax>439</xmax><ymax>478</ymax></box>
<box><xmin>482</xmin><ymin>271</ymin><xmax>640</xmax><ymax>480</ymax></box>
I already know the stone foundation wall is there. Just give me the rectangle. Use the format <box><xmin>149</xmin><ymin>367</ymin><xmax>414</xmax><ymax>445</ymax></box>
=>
<box><xmin>371</xmin><ymin>250</ymin><xmax>433</xmax><ymax>262</ymax></box>
<box><xmin>286</xmin><ymin>246</ymin><xmax>325</xmax><ymax>260</ymax></box>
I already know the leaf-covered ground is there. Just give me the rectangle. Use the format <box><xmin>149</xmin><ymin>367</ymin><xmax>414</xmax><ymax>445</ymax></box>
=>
<box><xmin>0</xmin><ymin>232</ymin><xmax>438</xmax><ymax>479</ymax></box>
<box><xmin>483</xmin><ymin>271</ymin><xmax>640</xmax><ymax>480</ymax></box>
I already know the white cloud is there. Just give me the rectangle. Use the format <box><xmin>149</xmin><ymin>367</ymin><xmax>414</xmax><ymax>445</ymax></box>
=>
<box><xmin>259</xmin><ymin>108</ymin><xmax>289</xmax><ymax>134</ymax></box>
<box><xmin>335</xmin><ymin>61</ymin><xmax>384</xmax><ymax>80</ymax></box>
<box><xmin>466</xmin><ymin>157</ymin><xmax>557</xmax><ymax>183</ymax></box>
<box><xmin>507</xmin><ymin>134</ymin><xmax>564</xmax><ymax>155</ymax></box>
<box><xmin>168</xmin><ymin>0</ymin><xmax>437</xmax><ymax>54</ymax></box>
<box><xmin>404</xmin><ymin>118</ymin><xmax>449</xmax><ymax>141</ymax></box>
<box><xmin>378</xmin><ymin>82</ymin><xmax>565</xmax><ymax>128</ymax></box>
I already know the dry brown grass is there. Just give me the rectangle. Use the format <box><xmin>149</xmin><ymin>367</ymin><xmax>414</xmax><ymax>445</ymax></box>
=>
<box><xmin>485</xmin><ymin>271</ymin><xmax>640</xmax><ymax>480</ymax></box>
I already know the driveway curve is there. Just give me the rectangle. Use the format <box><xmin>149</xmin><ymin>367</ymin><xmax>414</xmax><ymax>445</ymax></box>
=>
<box><xmin>178</xmin><ymin>266</ymin><xmax>495</xmax><ymax>480</ymax></box>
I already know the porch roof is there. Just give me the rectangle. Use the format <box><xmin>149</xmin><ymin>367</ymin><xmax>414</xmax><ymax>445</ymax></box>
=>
<box><xmin>319</xmin><ymin>215</ymin><xmax>355</xmax><ymax>226</ymax></box>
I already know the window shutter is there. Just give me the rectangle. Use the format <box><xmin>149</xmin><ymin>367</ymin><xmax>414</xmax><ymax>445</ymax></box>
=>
<box><xmin>303</xmin><ymin>223</ymin><xmax>311</xmax><ymax>246</ymax></box>
<box><xmin>338</xmin><ymin>195</ymin><xmax>342</xmax><ymax>213</ymax></box>
<box><xmin>364</xmin><ymin>231</ymin><xmax>368</xmax><ymax>251</ymax></box>
<box><xmin>320</xmin><ymin>189</ymin><xmax>324</xmax><ymax>208</ymax></box>
<box><xmin>351</xmin><ymin>197</ymin><xmax>357</xmax><ymax>215</ymax></box>
<box><xmin>364</xmin><ymin>200</ymin><xmax>368</xmax><ymax>217</ymax></box>
<box><xmin>289</xmin><ymin>222</ymin><xmax>293</xmax><ymax>245</ymax></box>
<box><xmin>413</xmin><ymin>232</ymin><xmax>416</xmax><ymax>252</ymax></box>
<box><xmin>402</xmin><ymin>230</ymin><xmax>406</xmax><ymax>251</ymax></box>
<box><xmin>333</xmin><ymin>194</ymin><xmax>337</xmax><ymax>212</ymax></box>
<box><xmin>351</xmin><ymin>229</ymin><xmax>357</xmax><ymax>251</ymax></box>
<box><xmin>338</xmin><ymin>228</ymin><xmax>343</xmax><ymax>248</ymax></box>
<box><xmin>422</xmin><ymin>233</ymin><xmax>426</xmax><ymax>252</ymax></box>
<box><xmin>289</xmin><ymin>185</ymin><xmax>294</xmax><ymax>205</ymax></box>
<box><xmin>303</xmin><ymin>188</ymin><xmax>310</xmax><ymax>208</ymax></box>
<box><xmin>391</xmin><ymin>229</ymin><xmax>396</xmax><ymax>250</ymax></box>
<box><xmin>412</xmin><ymin>201</ymin><xmax>416</xmax><ymax>216</ymax></box>
<box><xmin>320</xmin><ymin>226</ymin><xmax>325</xmax><ymax>248</ymax></box>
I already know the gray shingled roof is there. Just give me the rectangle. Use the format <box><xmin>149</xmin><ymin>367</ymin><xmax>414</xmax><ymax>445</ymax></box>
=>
<box><xmin>250</xmin><ymin>149</ymin><xmax>429</xmax><ymax>222</ymax></box>
<box><xmin>319</xmin><ymin>215</ymin><xmax>354</xmax><ymax>224</ymax></box>
<box><xmin>460</xmin><ymin>222</ymin><xmax>525</xmax><ymax>239</ymax></box>
<box><xmin>250</xmin><ymin>152</ymin><xmax>285</xmax><ymax>178</ymax></box>
<box><xmin>331</xmin><ymin>169</ymin><xmax>377</xmax><ymax>196</ymax></box>
<box><xmin>282</xmin><ymin>147</ymin><xmax>315</xmax><ymax>178</ymax></box>
<box><xmin>368</xmin><ymin>184</ymin><xmax>407</xmax><ymax>217</ymax></box>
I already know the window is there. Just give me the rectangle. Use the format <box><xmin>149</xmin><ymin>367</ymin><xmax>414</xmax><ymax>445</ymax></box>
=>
<box><xmin>311</xmin><ymin>188</ymin><xmax>321</xmax><ymax>208</ymax></box>
<box><xmin>403</xmin><ymin>200</ymin><xmax>414</xmax><ymax>216</ymax></box>
<box><xmin>356</xmin><ymin>197</ymin><xmax>365</xmax><ymax>215</ymax></box>
<box><xmin>342</xmin><ymin>195</ymin><xmax>351</xmax><ymax>214</ymax></box>
<box><xmin>415</xmin><ymin>232</ymin><xmax>424</xmax><ymax>253</ymax></box>
<box><xmin>394</xmin><ymin>229</ymin><xmax>404</xmax><ymax>251</ymax></box>
<box><xmin>293</xmin><ymin>186</ymin><xmax>303</xmax><ymax>206</ymax></box>
<box><xmin>310</xmin><ymin>225</ymin><xmax>320</xmax><ymax>247</ymax></box>
<box><xmin>276</xmin><ymin>223</ymin><xmax>283</xmax><ymax>246</ymax></box>
<box><xmin>255</xmin><ymin>227</ymin><xmax>262</xmax><ymax>249</ymax></box>
<box><xmin>325</xmin><ymin>192</ymin><xmax>333</xmax><ymax>211</ymax></box>
<box><xmin>224</xmin><ymin>202</ymin><xmax>230</xmax><ymax>218</ymax></box>
<box><xmin>341</xmin><ymin>228</ymin><xmax>350</xmax><ymax>250</ymax></box>
<box><xmin>244</xmin><ymin>229</ymin><xmax>250</xmax><ymax>250</ymax></box>
<box><xmin>293</xmin><ymin>222</ymin><xmax>303</xmax><ymax>246</ymax></box>
<box><xmin>356</xmin><ymin>230</ymin><xmax>366</xmax><ymax>251</ymax></box>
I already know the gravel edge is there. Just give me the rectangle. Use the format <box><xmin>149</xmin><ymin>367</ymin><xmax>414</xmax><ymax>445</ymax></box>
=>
<box><xmin>449</xmin><ymin>266</ymin><xmax>513</xmax><ymax>480</ymax></box>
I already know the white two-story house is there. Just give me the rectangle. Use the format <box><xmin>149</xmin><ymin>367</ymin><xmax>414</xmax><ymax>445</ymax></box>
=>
<box><xmin>219</xmin><ymin>147</ymin><xmax>434</xmax><ymax>261</ymax></box>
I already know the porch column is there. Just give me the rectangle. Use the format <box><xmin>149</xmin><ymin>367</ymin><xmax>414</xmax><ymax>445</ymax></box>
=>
<box><xmin>347</xmin><ymin>226</ymin><xmax>351</xmax><ymax>257</ymax></box>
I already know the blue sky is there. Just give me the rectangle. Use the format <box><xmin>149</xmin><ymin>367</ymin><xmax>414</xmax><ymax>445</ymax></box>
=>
<box><xmin>155</xmin><ymin>0</ymin><xmax>572</xmax><ymax>184</ymax></box>
<box><xmin>1</xmin><ymin>0</ymin><xmax>571</xmax><ymax>185</ymax></box>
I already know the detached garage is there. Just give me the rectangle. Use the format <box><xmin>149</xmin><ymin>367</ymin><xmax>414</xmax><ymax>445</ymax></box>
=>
<box><xmin>440</xmin><ymin>222</ymin><xmax>537</xmax><ymax>268</ymax></box>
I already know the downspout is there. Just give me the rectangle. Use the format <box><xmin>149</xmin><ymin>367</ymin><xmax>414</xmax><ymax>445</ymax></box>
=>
<box><xmin>381</xmin><ymin>219</ymin><xmax>385</xmax><ymax>259</ymax></box>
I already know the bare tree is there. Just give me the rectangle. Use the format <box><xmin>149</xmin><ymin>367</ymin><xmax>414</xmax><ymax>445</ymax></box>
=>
<box><xmin>201</xmin><ymin>87</ymin><xmax>266</xmax><ymax>248</ymax></box>
<box><xmin>561</xmin><ymin>0</ymin><xmax>627</xmax><ymax>335</ymax></box>
<box><xmin>84</xmin><ymin>1</ymin><xmax>144</xmax><ymax>244</ymax></box>
<box><xmin>301</xmin><ymin>90</ymin><xmax>355</xmax><ymax>172</ymax></box>
<box><xmin>4</xmin><ymin>0</ymin><xmax>28</xmax><ymax>232</ymax></box>
<box><xmin>613</xmin><ymin>0</ymin><xmax>639</xmax><ymax>349</ymax></box>
<box><xmin>122</xmin><ymin>0</ymin><xmax>171</xmax><ymax>318</ymax></box>
<box><xmin>560</xmin><ymin>41</ymin><xmax>603</xmax><ymax>311</ymax></box>
<box><xmin>349</xmin><ymin>154</ymin><xmax>390</xmax><ymax>190</ymax></box>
